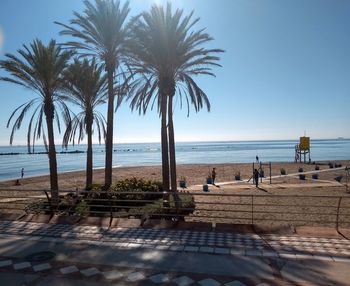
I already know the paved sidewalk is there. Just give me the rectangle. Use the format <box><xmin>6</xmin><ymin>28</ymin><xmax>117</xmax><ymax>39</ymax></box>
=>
<box><xmin>1</xmin><ymin>220</ymin><xmax>350</xmax><ymax>260</ymax></box>
<box><xmin>0</xmin><ymin>220</ymin><xmax>350</xmax><ymax>285</ymax></box>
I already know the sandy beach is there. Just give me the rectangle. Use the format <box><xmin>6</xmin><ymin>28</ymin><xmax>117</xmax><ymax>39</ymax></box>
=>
<box><xmin>1</xmin><ymin>160</ymin><xmax>349</xmax><ymax>192</ymax></box>
<box><xmin>0</xmin><ymin>160</ymin><xmax>349</xmax><ymax>228</ymax></box>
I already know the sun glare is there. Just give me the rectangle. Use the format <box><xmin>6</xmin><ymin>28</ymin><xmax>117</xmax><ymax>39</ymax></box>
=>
<box><xmin>151</xmin><ymin>0</ymin><xmax>183</xmax><ymax>7</ymax></box>
<box><xmin>152</xmin><ymin>0</ymin><xmax>165</xmax><ymax>6</ymax></box>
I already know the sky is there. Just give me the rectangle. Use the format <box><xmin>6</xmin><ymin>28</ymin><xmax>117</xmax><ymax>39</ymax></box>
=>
<box><xmin>0</xmin><ymin>0</ymin><xmax>349</xmax><ymax>146</ymax></box>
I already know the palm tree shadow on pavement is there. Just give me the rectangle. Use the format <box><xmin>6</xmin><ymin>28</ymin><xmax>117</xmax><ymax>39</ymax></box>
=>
<box><xmin>0</xmin><ymin>218</ymin><xmax>348</xmax><ymax>286</ymax></box>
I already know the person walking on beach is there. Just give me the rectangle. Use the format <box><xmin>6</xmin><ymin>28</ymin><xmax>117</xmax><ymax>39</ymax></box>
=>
<box><xmin>21</xmin><ymin>168</ymin><xmax>24</xmax><ymax>178</ymax></box>
<box><xmin>256</xmin><ymin>155</ymin><xmax>259</xmax><ymax>163</ymax></box>
<box><xmin>254</xmin><ymin>168</ymin><xmax>259</xmax><ymax>188</ymax></box>
<box><xmin>212</xmin><ymin>168</ymin><xmax>217</xmax><ymax>185</ymax></box>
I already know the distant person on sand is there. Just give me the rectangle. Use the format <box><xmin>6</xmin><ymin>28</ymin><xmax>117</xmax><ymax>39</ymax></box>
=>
<box><xmin>254</xmin><ymin>169</ymin><xmax>259</xmax><ymax>188</ymax></box>
<box><xmin>21</xmin><ymin>168</ymin><xmax>24</xmax><ymax>178</ymax></box>
<box><xmin>211</xmin><ymin>168</ymin><xmax>217</xmax><ymax>185</ymax></box>
<box><xmin>256</xmin><ymin>155</ymin><xmax>259</xmax><ymax>163</ymax></box>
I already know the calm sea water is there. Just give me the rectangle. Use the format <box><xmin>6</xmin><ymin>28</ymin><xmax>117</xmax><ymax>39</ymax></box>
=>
<box><xmin>0</xmin><ymin>139</ymin><xmax>349</xmax><ymax>181</ymax></box>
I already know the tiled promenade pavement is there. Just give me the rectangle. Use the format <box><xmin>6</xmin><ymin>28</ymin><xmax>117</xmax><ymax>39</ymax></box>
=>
<box><xmin>0</xmin><ymin>257</ymin><xmax>277</xmax><ymax>286</ymax></box>
<box><xmin>0</xmin><ymin>255</ymin><xmax>278</xmax><ymax>286</ymax></box>
<box><xmin>0</xmin><ymin>220</ymin><xmax>350</xmax><ymax>285</ymax></box>
<box><xmin>1</xmin><ymin>220</ymin><xmax>350</xmax><ymax>260</ymax></box>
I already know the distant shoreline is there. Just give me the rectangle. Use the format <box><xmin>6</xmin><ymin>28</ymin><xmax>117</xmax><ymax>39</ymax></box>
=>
<box><xmin>0</xmin><ymin>150</ymin><xmax>86</xmax><ymax>156</ymax></box>
<box><xmin>0</xmin><ymin>137</ymin><xmax>349</xmax><ymax>148</ymax></box>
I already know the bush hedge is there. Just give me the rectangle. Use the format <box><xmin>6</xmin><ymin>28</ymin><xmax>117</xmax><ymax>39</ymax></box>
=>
<box><xmin>26</xmin><ymin>177</ymin><xmax>195</xmax><ymax>220</ymax></box>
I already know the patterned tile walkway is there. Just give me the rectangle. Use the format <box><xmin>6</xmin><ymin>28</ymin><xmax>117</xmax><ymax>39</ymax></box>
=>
<box><xmin>0</xmin><ymin>220</ymin><xmax>349</xmax><ymax>262</ymax></box>
<box><xmin>0</xmin><ymin>255</ymin><xmax>282</xmax><ymax>286</ymax></box>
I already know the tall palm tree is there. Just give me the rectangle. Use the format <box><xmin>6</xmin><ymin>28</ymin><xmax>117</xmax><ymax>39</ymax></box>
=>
<box><xmin>63</xmin><ymin>58</ymin><xmax>107</xmax><ymax>190</ymax></box>
<box><xmin>55</xmin><ymin>0</ymin><xmax>130</xmax><ymax>189</ymax></box>
<box><xmin>128</xmin><ymin>4</ymin><xmax>223</xmax><ymax>193</ymax></box>
<box><xmin>0</xmin><ymin>39</ymin><xmax>72</xmax><ymax>205</ymax></box>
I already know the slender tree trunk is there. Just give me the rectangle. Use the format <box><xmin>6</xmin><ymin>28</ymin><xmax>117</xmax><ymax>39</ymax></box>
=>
<box><xmin>161</xmin><ymin>93</ymin><xmax>170</xmax><ymax>193</ymax></box>
<box><xmin>45</xmin><ymin>103</ymin><xmax>59</xmax><ymax>207</ymax></box>
<box><xmin>168</xmin><ymin>93</ymin><xmax>182</xmax><ymax>212</ymax></box>
<box><xmin>86</xmin><ymin>118</ymin><xmax>93</xmax><ymax>190</ymax></box>
<box><xmin>104</xmin><ymin>66</ymin><xmax>114</xmax><ymax>189</ymax></box>
<box><xmin>168</xmin><ymin>95</ymin><xmax>177</xmax><ymax>192</ymax></box>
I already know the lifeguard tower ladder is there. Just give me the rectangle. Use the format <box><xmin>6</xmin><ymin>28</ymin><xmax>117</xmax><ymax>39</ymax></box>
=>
<box><xmin>295</xmin><ymin>136</ymin><xmax>311</xmax><ymax>163</ymax></box>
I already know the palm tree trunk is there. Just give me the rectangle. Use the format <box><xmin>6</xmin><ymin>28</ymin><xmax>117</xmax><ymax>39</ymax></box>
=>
<box><xmin>161</xmin><ymin>94</ymin><xmax>170</xmax><ymax>193</ymax></box>
<box><xmin>104</xmin><ymin>66</ymin><xmax>114</xmax><ymax>189</ymax></box>
<box><xmin>168</xmin><ymin>94</ymin><xmax>182</xmax><ymax>212</ymax></box>
<box><xmin>44</xmin><ymin>106</ymin><xmax>59</xmax><ymax>207</ymax></box>
<box><xmin>168</xmin><ymin>95</ymin><xmax>177</xmax><ymax>192</ymax></box>
<box><xmin>86</xmin><ymin>119</ymin><xmax>93</xmax><ymax>190</ymax></box>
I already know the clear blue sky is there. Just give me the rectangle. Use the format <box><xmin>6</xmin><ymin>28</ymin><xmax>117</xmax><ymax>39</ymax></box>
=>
<box><xmin>0</xmin><ymin>0</ymin><xmax>349</xmax><ymax>146</ymax></box>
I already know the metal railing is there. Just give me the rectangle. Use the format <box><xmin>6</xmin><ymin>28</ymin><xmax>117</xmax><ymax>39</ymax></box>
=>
<box><xmin>0</xmin><ymin>189</ymin><xmax>349</xmax><ymax>228</ymax></box>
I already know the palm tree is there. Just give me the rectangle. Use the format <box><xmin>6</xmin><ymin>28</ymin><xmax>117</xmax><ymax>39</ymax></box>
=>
<box><xmin>62</xmin><ymin>58</ymin><xmax>107</xmax><ymax>190</ymax></box>
<box><xmin>55</xmin><ymin>0</ymin><xmax>130</xmax><ymax>189</ymax></box>
<box><xmin>0</xmin><ymin>39</ymin><xmax>72</xmax><ymax>205</ymax></box>
<box><xmin>128</xmin><ymin>4</ymin><xmax>223</xmax><ymax>193</ymax></box>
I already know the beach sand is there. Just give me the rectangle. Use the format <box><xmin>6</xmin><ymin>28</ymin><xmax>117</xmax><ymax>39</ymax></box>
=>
<box><xmin>1</xmin><ymin>160</ymin><xmax>349</xmax><ymax>191</ymax></box>
<box><xmin>1</xmin><ymin>160</ymin><xmax>349</xmax><ymax>227</ymax></box>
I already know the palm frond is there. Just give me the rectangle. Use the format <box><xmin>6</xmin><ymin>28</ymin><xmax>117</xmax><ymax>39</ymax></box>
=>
<box><xmin>62</xmin><ymin>58</ymin><xmax>107</xmax><ymax>147</ymax></box>
<box><xmin>127</xmin><ymin>2</ymin><xmax>223</xmax><ymax>116</ymax></box>
<box><xmin>55</xmin><ymin>0</ymin><xmax>130</xmax><ymax>70</ymax></box>
<box><xmin>0</xmin><ymin>39</ymin><xmax>72</xmax><ymax>149</ymax></box>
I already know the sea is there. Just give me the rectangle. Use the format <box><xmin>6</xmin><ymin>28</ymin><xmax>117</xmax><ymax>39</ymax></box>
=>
<box><xmin>0</xmin><ymin>139</ymin><xmax>349</xmax><ymax>181</ymax></box>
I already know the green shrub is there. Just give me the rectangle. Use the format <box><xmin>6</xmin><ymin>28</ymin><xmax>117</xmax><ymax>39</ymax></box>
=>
<box><xmin>25</xmin><ymin>178</ymin><xmax>195</xmax><ymax>219</ymax></box>
<box><xmin>86</xmin><ymin>178</ymin><xmax>195</xmax><ymax>219</ymax></box>
<box><xmin>85</xmin><ymin>178</ymin><xmax>163</xmax><ymax>216</ymax></box>
<box><xmin>26</xmin><ymin>193</ymin><xmax>86</xmax><ymax>216</ymax></box>
<box><xmin>128</xmin><ymin>192</ymin><xmax>195</xmax><ymax>220</ymax></box>
<box><xmin>24</xmin><ymin>199</ymin><xmax>49</xmax><ymax>214</ymax></box>
<box><xmin>110</xmin><ymin>177</ymin><xmax>163</xmax><ymax>202</ymax></box>
<box><xmin>75</xmin><ymin>200</ymin><xmax>89</xmax><ymax>216</ymax></box>
<box><xmin>58</xmin><ymin>193</ymin><xmax>80</xmax><ymax>215</ymax></box>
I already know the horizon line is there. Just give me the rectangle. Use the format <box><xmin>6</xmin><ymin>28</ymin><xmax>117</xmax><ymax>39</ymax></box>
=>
<box><xmin>0</xmin><ymin>137</ymin><xmax>348</xmax><ymax>147</ymax></box>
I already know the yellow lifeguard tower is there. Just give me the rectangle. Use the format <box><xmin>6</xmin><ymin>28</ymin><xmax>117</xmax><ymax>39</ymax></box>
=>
<box><xmin>295</xmin><ymin>136</ymin><xmax>311</xmax><ymax>163</ymax></box>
